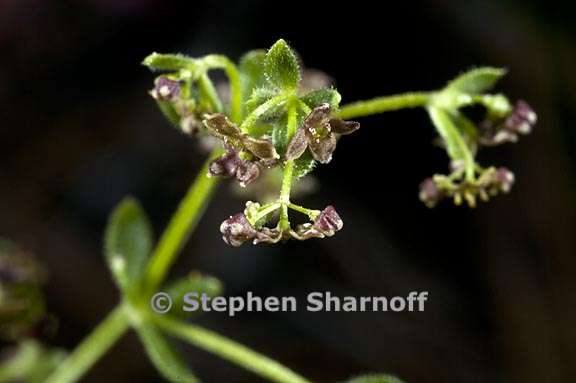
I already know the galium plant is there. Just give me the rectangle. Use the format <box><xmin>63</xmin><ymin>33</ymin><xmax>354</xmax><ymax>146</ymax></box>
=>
<box><xmin>5</xmin><ymin>39</ymin><xmax>534</xmax><ymax>383</ymax></box>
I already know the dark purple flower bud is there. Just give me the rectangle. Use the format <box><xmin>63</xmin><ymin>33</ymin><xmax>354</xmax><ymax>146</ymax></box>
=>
<box><xmin>220</xmin><ymin>213</ymin><xmax>259</xmax><ymax>247</ymax></box>
<box><xmin>505</xmin><ymin>100</ymin><xmax>537</xmax><ymax>135</ymax></box>
<box><xmin>208</xmin><ymin>150</ymin><xmax>241</xmax><ymax>178</ymax></box>
<box><xmin>236</xmin><ymin>161</ymin><xmax>261</xmax><ymax>187</ymax></box>
<box><xmin>151</xmin><ymin>77</ymin><xmax>181</xmax><ymax>101</ymax></box>
<box><xmin>419</xmin><ymin>178</ymin><xmax>444</xmax><ymax>208</ymax></box>
<box><xmin>329</xmin><ymin>119</ymin><xmax>360</xmax><ymax>135</ymax></box>
<box><xmin>285</xmin><ymin>127</ymin><xmax>308</xmax><ymax>161</ymax></box>
<box><xmin>313</xmin><ymin>205</ymin><xmax>343</xmax><ymax>236</ymax></box>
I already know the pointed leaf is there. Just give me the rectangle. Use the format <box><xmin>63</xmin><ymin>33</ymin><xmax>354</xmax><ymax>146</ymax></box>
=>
<box><xmin>104</xmin><ymin>197</ymin><xmax>153</xmax><ymax>293</ymax></box>
<box><xmin>142</xmin><ymin>53</ymin><xmax>195</xmax><ymax>72</ymax></box>
<box><xmin>264</xmin><ymin>39</ymin><xmax>300</xmax><ymax>91</ymax></box>
<box><xmin>293</xmin><ymin>151</ymin><xmax>316</xmax><ymax>178</ymax></box>
<box><xmin>239</xmin><ymin>50</ymin><xmax>267</xmax><ymax>102</ymax></box>
<box><xmin>446</xmin><ymin>67</ymin><xmax>506</xmax><ymax>94</ymax></box>
<box><xmin>166</xmin><ymin>272</ymin><xmax>223</xmax><ymax>318</ymax></box>
<box><xmin>136</xmin><ymin>323</ymin><xmax>199</xmax><ymax>383</ymax></box>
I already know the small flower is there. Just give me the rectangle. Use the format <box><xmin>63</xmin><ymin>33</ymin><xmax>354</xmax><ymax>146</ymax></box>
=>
<box><xmin>291</xmin><ymin>206</ymin><xmax>343</xmax><ymax>240</ymax></box>
<box><xmin>150</xmin><ymin>76</ymin><xmax>181</xmax><ymax>101</ymax></box>
<box><xmin>286</xmin><ymin>103</ymin><xmax>360</xmax><ymax>163</ymax></box>
<box><xmin>479</xmin><ymin>100</ymin><xmax>536</xmax><ymax>146</ymax></box>
<box><xmin>203</xmin><ymin>113</ymin><xmax>279</xmax><ymax>161</ymax></box>
<box><xmin>419</xmin><ymin>178</ymin><xmax>444</xmax><ymax>208</ymax></box>
<box><xmin>208</xmin><ymin>145</ymin><xmax>260</xmax><ymax>187</ymax></box>
<box><xmin>219</xmin><ymin>213</ymin><xmax>282</xmax><ymax>246</ymax></box>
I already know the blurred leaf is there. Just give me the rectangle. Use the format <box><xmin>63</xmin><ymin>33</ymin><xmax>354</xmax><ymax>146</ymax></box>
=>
<box><xmin>300</xmin><ymin>88</ymin><xmax>341</xmax><ymax>110</ymax></box>
<box><xmin>446</xmin><ymin>67</ymin><xmax>506</xmax><ymax>94</ymax></box>
<box><xmin>104</xmin><ymin>197</ymin><xmax>153</xmax><ymax>294</ymax></box>
<box><xmin>142</xmin><ymin>53</ymin><xmax>195</xmax><ymax>72</ymax></box>
<box><xmin>239</xmin><ymin>50</ymin><xmax>267</xmax><ymax>104</ymax></box>
<box><xmin>165</xmin><ymin>272</ymin><xmax>223</xmax><ymax>318</ymax></box>
<box><xmin>346</xmin><ymin>373</ymin><xmax>406</xmax><ymax>383</ymax></box>
<box><xmin>0</xmin><ymin>339</ymin><xmax>66</xmax><ymax>383</ymax></box>
<box><xmin>136</xmin><ymin>323</ymin><xmax>199</xmax><ymax>383</ymax></box>
<box><xmin>264</xmin><ymin>39</ymin><xmax>300</xmax><ymax>91</ymax></box>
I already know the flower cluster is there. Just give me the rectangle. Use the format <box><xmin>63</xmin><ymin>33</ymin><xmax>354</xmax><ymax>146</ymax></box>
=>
<box><xmin>203</xmin><ymin>113</ymin><xmax>279</xmax><ymax>186</ymax></box>
<box><xmin>144</xmin><ymin>42</ymin><xmax>536</xmax><ymax>244</ymax></box>
<box><xmin>479</xmin><ymin>100</ymin><xmax>537</xmax><ymax>146</ymax></box>
<box><xmin>419</xmin><ymin>166</ymin><xmax>515</xmax><ymax>207</ymax></box>
<box><xmin>421</xmin><ymin>67</ymin><xmax>536</xmax><ymax>208</ymax></box>
<box><xmin>220</xmin><ymin>205</ymin><xmax>343</xmax><ymax>247</ymax></box>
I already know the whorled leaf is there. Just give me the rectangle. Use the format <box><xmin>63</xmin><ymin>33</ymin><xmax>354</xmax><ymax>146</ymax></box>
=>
<box><xmin>264</xmin><ymin>39</ymin><xmax>300</xmax><ymax>91</ymax></box>
<box><xmin>446</xmin><ymin>67</ymin><xmax>506</xmax><ymax>94</ymax></box>
<box><xmin>239</xmin><ymin>50</ymin><xmax>267</xmax><ymax>103</ymax></box>
<box><xmin>142</xmin><ymin>53</ymin><xmax>195</xmax><ymax>72</ymax></box>
<box><xmin>104</xmin><ymin>197</ymin><xmax>153</xmax><ymax>294</ymax></box>
<box><xmin>136</xmin><ymin>323</ymin><xmax>199</xmax><ymax>383</ymax></box>
<box><xmin>165</xmin><ymin>272</ymin><xmax>223</xmax><ymax>318</ymax></box>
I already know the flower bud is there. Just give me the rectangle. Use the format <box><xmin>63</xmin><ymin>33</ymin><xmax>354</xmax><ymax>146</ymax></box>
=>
<box><xmin>151</xmin><ymin>77</ymin><xmax>181</xmax><ymax>101</ymax></box>
<box><xmin>505</xmin><ymin>100</ymin><xmax>537</xmax><ymax>135</ymax></box>
<box><xmin>220</xmin><ymin>213</ymin><xmax>258</xmax><ymax>247</ymax></box>
<box><xmin>419</xmin><ymin>178</ymin><xmax>444</xmax><ymax>207</ymax></box>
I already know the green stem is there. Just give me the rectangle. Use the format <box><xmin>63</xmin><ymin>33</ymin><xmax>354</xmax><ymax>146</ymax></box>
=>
<box><xmin>153</xmin><ymin>316</ymin><xmax>311</xmax><ymax>383</ymax></box>
<box><xmin>203</xmin><ymin>55</ymin><xmax>243</xmax><ymax>123</ymax></box>
<box><xmin>278</xmin><ymin>100</ymin><xmax>298</xmax><ymax>230</ymax></box>
<box><xmin>197</xmin><ymin>73</ymin><xmax>223</xmax><ymax>113</ymax></box>
<box><xmin>240</xmin><ymin>94</ymin><xmax>287</xmax><ymax>133</ymax></box>
<box><xmin>288</xmin><ymin>203</ymin><xmax>320</xmax><ymax>220</ymax></box>
<box><xmin>336</xmin><ymin>92</ymin><xmax>431</xmax><ymax>119</ymax></box>
<box><xmin>44</xmin><ymin>305</ymin><xmax>130</xmax><ymax>383</ymax></box>
<box><xmin>145</xmin><ymin>149</ymin><xmax>222</xmax><ymax>292</ymax></box>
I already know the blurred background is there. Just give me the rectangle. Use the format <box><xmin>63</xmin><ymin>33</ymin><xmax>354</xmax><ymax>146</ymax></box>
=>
<box><xmin>1</xmin><ymin>0</ymin><xmax>576</xmax><ymax>381</ymax></box>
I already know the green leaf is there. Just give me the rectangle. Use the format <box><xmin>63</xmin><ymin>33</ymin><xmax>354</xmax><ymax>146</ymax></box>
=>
<box><xmin>136</xmin><ymin>323</ymin><xmax>199</xmax><ymax>383</ymax></box>
<box><xmin>239</xmin><ymin>50</ymin><xmax>267</xmax><ymax>101</ymax></box>
<box><xmin>271</xmin><ymin>113</ymin><xmax>289</xmax><ymax>155</ymax></box>
<box><xmin>346</xmin><ymin>374</ymin><xmax>406</xmax><ymax>383</ymax></box>
<box><xmin>446</xmin><ymin>67</ymin><xmax>506</xmax><ymax>94</ymax></box>
<box><xmin>104</xmin><ymin>197</ymin><xmax>153</xmax><ymax>294</ymax></box>
<box><xmin>300</xmin><ymin>88</ymin><xmax>342</xmax><ymax>110</ymax></box>
<box><xmin>0</xmin><ymin>340</ymin><xmax>67</xmax><ymax>383</ymax></box>
<box><xmin>264</xmin><ymin>39</ymin><xmax>300</xmax><ymax>91</ymax></box>
<box><xmin>165</xmin><ymin>272</ymin><xmax>224</xmax><ymax>318</ymax></box>
<box><xmin>142</xmin><ymin>53</ymin><xmax>195</xmax><ymax>72</ymax></box>
<box><xmin>293</xmin><ymin>151</ymin><xmax>316</xmax><ymax>178</ymax></box>
<box><xmin>246</xmin><ymin>87</ymin><xmax>278</xmax><ymax>114</ymax></box>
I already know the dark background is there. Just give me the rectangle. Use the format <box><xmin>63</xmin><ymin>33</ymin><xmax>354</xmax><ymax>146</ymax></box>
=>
<box><xmin>2</xmin><ymin>0</ymin><xmax>576</xmax><ymax>382</ymax></box>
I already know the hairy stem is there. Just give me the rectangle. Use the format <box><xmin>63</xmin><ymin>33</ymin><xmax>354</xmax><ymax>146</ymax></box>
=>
<box><xmin>336</xmin><ymin>92</ymin><xmax>431</xmax><ymax>119</ymax></box>
<box><xmin>153</xmin><ymin>315</ymin><xmax>311</xmax><ymax>383</ymax></box>
<box><xmin>145</xmin><ymin>150</ymin><xmax>222</xmax><ymax>292</ymax></box>
<box><xmin>44</xmin><ymin>305</ymin><xmax>130</xmax><ymax>383</ymax></box>
<box><xmin>278</xmin><ymin>100</ymin><xmax>298</xmax><ymax>230</ymax></box>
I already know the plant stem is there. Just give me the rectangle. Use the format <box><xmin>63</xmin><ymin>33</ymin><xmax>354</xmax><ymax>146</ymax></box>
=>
<box><xmin>44</xmin><ymin>305</ymin><xmax>130</xmax><ymax>383</ymax></box>
<box><xmin>153</xmin><ymin>315</ymin><xmax>311</xmax><ymax>383</ymax></box>
<box><xmin>145</xmin><ymin>149</ymin><xmax>222</xmax><ymax>292</ymax></box>
<box><xmin>203</xmin><ymin>55</ymin><xmax>243</xmax><ymax>123</ymax></box>
<box><xmin>336</xmin><ymin>92</ymin><xmax>431</xmax><ymax>119</ymax></box>
<box><xmin>278</xmin><ymin>100</ymin><xmax>298</xmax><ymax>230</ymax></box>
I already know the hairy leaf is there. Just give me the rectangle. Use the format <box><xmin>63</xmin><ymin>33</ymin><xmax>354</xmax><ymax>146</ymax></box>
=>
<box><xmin>264</xmin><ymin>39</ymin><xmax>300</xmax><ymax>91</ymax></box>
<box><xmin>446</xmin><ymin>67</ymin><xmax>506</xmax><ymax>94</ymax></box>
<box><xmin>300</xmin><ymin>88</ymin><xmax>342</xmax><ymax>110</ymax></box>
<box><xmin>142</xmin><ymin>53</ymin><xmax>195</xmax><ymax>72</ymax></box>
